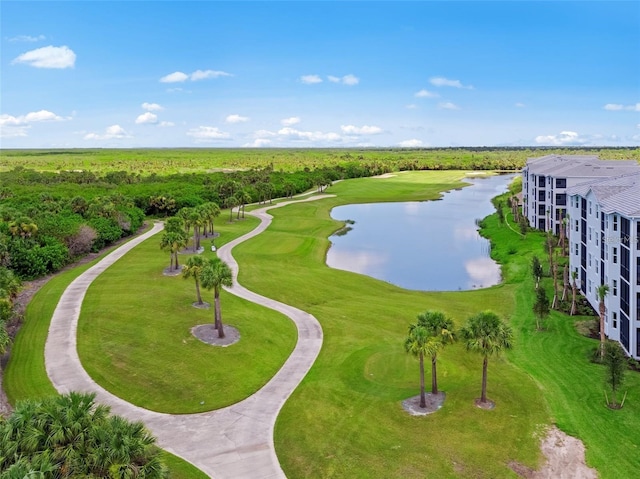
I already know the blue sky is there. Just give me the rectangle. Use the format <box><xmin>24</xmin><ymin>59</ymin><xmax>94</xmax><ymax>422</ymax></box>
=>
<box><xmin>1</xmin><ymin>1</ymin><xmax>639</xmax><ymax>148</ymax></box>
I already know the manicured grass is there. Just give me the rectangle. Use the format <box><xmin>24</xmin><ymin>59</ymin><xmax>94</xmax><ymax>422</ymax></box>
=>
<box><xmin>233</xmin><ymin>171</ymin><xmax>549</xmax><ymax>477</ymax></box>
<box><xmin>76</xmin><ymin>216</ymin><xmax>298</xmax><ymax>413</ymax></box>
<box><xmin>231</xmin><ymin>171</ymin><xmax>638</xmax><ymax>478</ymax></box>
<box><xmin>161</xmin><ymin>451</ymin><xmax>209</xmax><ymax>479</ymax></box>
<box><xmin>483</xmin><ymin>207</ymin><xmax>640</xmax><ymax>478</ymax></box>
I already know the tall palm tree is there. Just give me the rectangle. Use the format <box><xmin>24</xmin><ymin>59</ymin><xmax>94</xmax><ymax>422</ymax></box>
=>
<box><xmin>561</xmin><ymin>263</ymin><xmax>569</xmax><ymax>301</ymax></box>
<box><xmin>461</xmin><ymin>311</ymin><xmax>514</xmax><ymax>405</ymax></box>
<box><xmin>200</xmin><ymin>257</ymin><xmax>233</xmax><ymax>338</ymax></box>
<box><xmin>416</xmin><ymin>310</ymin><xmax>456</xmax><ymax>394</ymax></box>
<box><xmin>160</xmin><ymin>232</ymin><xmax>187</xmax><ymax>271</ymax></box>
<box><xmin>404</xmin><ymin>325</ymin><xmax>437</xmax><ymax>408</ymax></box>
<box><xmin>183</xmin><ymin>255</ymin><xmax>206</xmax><ymax>305</ymax></box>
<box><xmin>200</xmin><ymin>202</ymin><xmax>221</xmax><ymax>237</ymax></box>
<box><xmin>596</xmin><ymin>284</ymin><xmax>610</xmax><ymax>359</ymax></box>
<box><xmin>570</xmin><ymin>270</ymin><xmax>578</xmax><ymax>315</ymax></box>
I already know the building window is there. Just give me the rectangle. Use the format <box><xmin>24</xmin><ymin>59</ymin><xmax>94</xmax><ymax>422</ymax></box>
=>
<box><xmin>556</xmin><ymin>178</ymin><xmax>566</xmax><ymax>188</ymax></box>
<box><xmin>613</xmin><ymin>215</ymin><xmax>618</xmax><ymax>231</ymax></box>
<box><xmin>589</xmin><ymin>253</ymin><xmax>592</xmax><ymax>267</ymax></box>
<box><xmin>575</xmin><ymin>220</ymin><xmax>579</xmax><ymax>232</ymax></box>
<box><xmin>613</xmin><ymin>247</ymin><xmax>618</xmax><ymax>264</ymax></box>
<box><xmin>596</xmin><ymin>262</ymin><xmax>599</xmax><ymax>274</ymax></box>
<box><xmin>588</xmin><ymin>227</ymin><xmax>592</xmax><ymax>241</ymax></box>
<box><xmin>613</xmin><ymin>280</ymin><xmax>617</xmax><ymax>296</ymax></box>
<box><xmin>589</xmin><ymin>202</ymin><xmax>592</xmax><ymax>215</ymax></box>
<box><xmin>613</xmin><ymin>312</ymin><xmax>617</xmax><ymax>328</ymax></box>
<box><xmin>575</xmin><ymin>243</ymin><xmax>579</xmax><ymax>255</ymax></box>
<box><xmin>588</xmin><ymin>280</ymin><xmax>592</xmax><ymax>293</ymax></box>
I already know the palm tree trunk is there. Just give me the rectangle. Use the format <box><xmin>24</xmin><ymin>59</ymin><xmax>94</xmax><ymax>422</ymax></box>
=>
<box><xmin>481</xmin><ymin>356</ymin><xmax>488</xmax><ymax>403</ymax></box>
<box><xmin>571</xmin><ymin>283</ymin><xmax>577</xmax><ymax>315</ymax></box>
<box><xmin>214</xmin><ymin>288</ymin><xmax>225</xmax><ymax>339</ymax></box>
<box><xmin>195</xmin><ymin>278</ymin><xmax>203</xmax><ymax>305</ymax></box>
<box><xmin>174</xmin><ymin>252</ymin><xmax>179</xmax><ymax>271</ymax></box>
<box><xmin>419</xmin><ymin>353</ymin><xmax>426</xmax><ymax>408</ymax></box>
<box><xmin>599</xmin><ymin>305</ymin><xmax>606</xmax><ymax>360</ymax></box>
<box><xmin>431</xmin><ymin>354</ymin><xmax>438</xmax><ymax>395</ymax></box>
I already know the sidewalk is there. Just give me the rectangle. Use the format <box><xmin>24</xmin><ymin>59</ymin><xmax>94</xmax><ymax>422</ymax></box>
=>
<box><xmin>45</xmin><ymin>196</ymin><xmax>331</xmax><ymax>478</ymax></box>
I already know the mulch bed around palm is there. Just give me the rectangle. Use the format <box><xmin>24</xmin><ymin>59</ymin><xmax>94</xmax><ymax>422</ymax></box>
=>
<box><xmin>402</xmin><ymin>392</ymin><xmax>446</xmax><ymax>416</ymax></box>
<box><xmin>191</xmin><ymin>324</ymin><xmax>240</xmax><ymax>347</ymax></box>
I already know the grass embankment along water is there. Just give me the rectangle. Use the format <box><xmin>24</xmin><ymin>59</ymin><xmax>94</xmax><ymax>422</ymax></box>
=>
<box><xmin>231</xmin><ymin>171</ymin><xmax>639</xmax><ymax>478</ymax></box>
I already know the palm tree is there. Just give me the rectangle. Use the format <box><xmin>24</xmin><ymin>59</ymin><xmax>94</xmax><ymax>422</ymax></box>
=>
<box><xmin>225</xmin><ymin>196</ymin><xmax>239</xmax><ymax>222</ymax></box>
<box><xmin>561</xmin><ymin>264</ymin><xmax>569</xmax><ymax>301</ymax></box>
<box><xmin>596</xmin><ymin>284</ymin><xmax>610</xmax><ymax>359</ymax></box>
<box><xmin>200</xmin><ymin>202</ymin><xmax>221</xmax><ymax>237</ymax></box>
<box><xmin>416</xmin><ymin>310</ymin><xmax>456</xmax><ymax>394</ymax></box>
<box><xmin>200</xmin><ymin>257</ymin><xmax>233</xmax><ymax>338</ymax></box>
<box><xmin>461</xmin><ymin>311</ymin><xmax>514</xmax><ymax>405</ymax></box>
<box><xmin>570</xmin><ymin>270</ymin><xmax>578</xmax><ymax>315</ymax></box>
<box><xmin>404</xmin><ymin>325</ymin><xmax>435</xmax><ymax>408</ymax></box>
<box><xmin>160</xmin><ymin>232</ymin><xmax>187</xmax><ymax>271</ymax></box>
<box><xmin>164</xmin><ymin>216</ymin><xmax>184</xmax><ymax>235</ymax></box>
<box><xmin>183</xmin><ymin>255</ymin><xmax>206</xmax><ymax>305</ymax></box>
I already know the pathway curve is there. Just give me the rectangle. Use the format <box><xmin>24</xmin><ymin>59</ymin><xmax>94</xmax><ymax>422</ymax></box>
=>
<box><xmin>45</xmin><ymin>195</ymin><xmax>332</xmax><ymax>478</ymax></box>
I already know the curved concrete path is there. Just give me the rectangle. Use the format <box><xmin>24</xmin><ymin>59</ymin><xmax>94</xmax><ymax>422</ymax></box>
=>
<box><xmin>45</xmin><ymin>195</ymin><xmax>332</xmax><ymax>478</ymax></box>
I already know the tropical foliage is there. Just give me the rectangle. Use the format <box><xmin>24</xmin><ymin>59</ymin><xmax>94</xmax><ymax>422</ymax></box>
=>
<box><xmin>200</xmin><ymin>257</ymin><xmax>234</xmax><ymax>338</ymax></box>
<box><xmin>0</xmin><ymin>392</ymin><xmax>168</xmax><ymax>478</ymax></box>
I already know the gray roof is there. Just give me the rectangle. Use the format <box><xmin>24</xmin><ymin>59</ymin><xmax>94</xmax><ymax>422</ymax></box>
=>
<box><xmin>568</xmin><ymin>172</ymin><xmax>640</xmax><ymax>217</ymax></box>
<box><xmin>525</xmin><ymin>154</ymin><xmax>639</xmax><ymax>178</ymax></box>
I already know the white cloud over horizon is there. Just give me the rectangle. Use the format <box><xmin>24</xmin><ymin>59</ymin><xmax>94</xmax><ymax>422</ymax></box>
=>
<box><xmin>430</xmin><ymin>76</ymin><xmax>474</xmax><ymax>89</ymax></box>
<box><xmin>84</xmin><ymin>124</ymin><xmax>131</xmax><ymax>140</ymax></box>
<box><xmin>281</xmin><ymin>117</ymin><xmax>300</xmax><ymax>126</ymax></box>
<box><xmin>135</xmin><ymin>112</ymin><xmax>158</xmax><ymax>124</ymax></box>
<box><xmin>603</xmin><ymin>103</ymin><xmax>640</xmax><ymax>111</ymax></box>
<box><xmin>340</xmin><ymin>125</ymin><xmax>383</xmax><ymax>135</ymax></box>
<box><xmin>415</xmin><ymin>89</ymin><xmax>439</xmax><ymax>98</ymax></box>
<box><xmin>12</xmin><ymin>45</ymin><xmax>76</xmax><ymax>69</ymax></box>
<box><xmin>398</xmin><ymin>139</ymin><xmax>424</xmax><ymax>147</ymax></box>
<box><xmin>535</xmin><ymin>130</ymin><xmax>589</xmax><ymax>146</ymax></box>
<box><xmin>160</xmin><ymin>70</ymin><xmax>232</xmax><ymax>83</ymax></box>
<box><xmin>9</xmin><ymin>34</ymin><xmax>46</xmax><ymax>43</ymax></box>
<box><xmin>1</xmin><ymin>110</ymin><xmax>68</xmax><ymax>138</ymax></box>
<box><xmin>225</xmin><ymin>114</ymin><xmax>249</xmax><ymax>123</ymax></box>
<box><xmin>186</xmin><ymin>126</ymin><xmax>231</xmax><ymax>142</ymax></box>
<box><xmin>142</xmin><ymin>102</ymin><xmax>163</xmax><ymax>111</ymax></box>
<box><xmin>300</xmin><ymin>74</ymin><xmax>323</xmax><ymax>84</ymax></box>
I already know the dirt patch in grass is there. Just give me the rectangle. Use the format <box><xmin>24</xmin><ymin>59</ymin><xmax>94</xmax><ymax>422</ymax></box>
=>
<box><xmin>509</xmin><ymin>426</ymin><xmax>597</xmax><ymax>479</ymax></box>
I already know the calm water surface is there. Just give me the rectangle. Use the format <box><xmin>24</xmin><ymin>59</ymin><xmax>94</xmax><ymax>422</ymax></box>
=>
<box><xmin>327</xmin><ymin>174</ymin><xmax>514</xmax><ymax>291</ymax></box>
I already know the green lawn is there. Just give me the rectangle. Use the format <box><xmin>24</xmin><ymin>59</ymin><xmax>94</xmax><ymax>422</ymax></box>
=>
<box><xmin>9</xmin><ymin>170</ymin><xmax>639</xmax><ymax>477</ymax></box>
<box><xmin>76</xmin><ymin>215</ymin><xmax>298</xmax><ymax>413</ymax></box>
<box><xmin>230</xmin><ymin>171</ymin><xmax>639</xmax><ymax>478</ymax></box>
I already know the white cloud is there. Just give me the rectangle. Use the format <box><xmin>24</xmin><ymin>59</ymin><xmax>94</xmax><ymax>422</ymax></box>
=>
<box><xmin>281</xmin><ymin>117</ymin><xmax>300</xmax><ymax>126</ymax></box>
<box><xmin>191</xmin><ymin>69</ymin><xmax>232</xmax><ymax>81</ymax></box>
<box><xmin>277</xmin><ymin>127</ymin><xmax>341</xmax><ymax>142</ymax></box>
<box><xmin>405</xmin><ymin>104</ymin><xmax>418</xmax><ymax>109</ymax></box>
<box><xmin>12</xmin><ymin>45</ymin><xmax>76</xmax><ymax>69</ymax></box>
<box><xmin>430</xmin><ymin>76</ymin><xmax>474</xmax><ymax>89</ymax></box>
<box><xmin>159</xmin><ymin>121</ymin><xmax>175</xmax><ymax>127</ymax></box>
<box><xmin>300</xmin><ymin>74</ymin><xmax>323</xmax><ymax>84</ymax></box>
<box><xmin>515</xmin><ymin>102</ymin><xmax>526</xmax><ymax>108</ymax></box>
<box><xmin>9</xmin><ymin>34</ymin><xmax>45</xmax><ymax>43</ymax></box>
<box><xmin>1</xmin><ymin>109</ymin><xmax>67</xmax><ymax>137</ymax></box>
<box><xmin>225</xmin><ymin>114</ymin><xmax>249</xmax><ymax>123</ymax></box>
<box><xmin>603</xmin><ymin>103</ymin><xmax>640</xmax><ymax>111</ymax></box>
<box><xmin>535</xmin><ymin>130</ymin><xmax>589</xmax><ymax>146</ymax></box>
<box><xmin>186</xmin><ymin>126</ymin><xmax>231</xmax><ymax>142</ymax></box>
<box><xmin>415</xmin><ymin>89</ymin><xmax>439</xmax><ymax>98</ymax></box>
<box><xmin>142</xmin><ymin>102</ymin><xmax>163</xmax><ymax>111</ymax></box>
<box><xmin>243</xmin><ymin>138</ymin><xmax>272</xmax><ymax>148</ymax></box>
<box><xmin>327</xmin><ymin>74</ymin><xmax>359</xmax><ymax>85</ymax></box>
<box><xmin>135</xmin><ymin>112</ymin><xmax>158</xmax><ymax>124</ymax></box>
<box><xmin>438</xmin><ymin>102</ymin><xmax>460</xmax><ymax>110</ymax></box>
<box><xmin>341</xmin><ymin>74</ymin><xmax>359</xmax><ymax>86</ymax></box>
<box><xmin>399</xmin><ymin>139</ymin><xmax>424</xmax><ymax>147</ymax></box>
<box><xmin>160</xmin><ymin>71</ymin><xmax>189</xmax><ymax>83</ymax></box>
<box><xmin>340</xmin><ymin>125</ymin><xmax>383</xmax><ymax>135</ymax></box>
<box><xmin>255</xmin><ymin>129</ymin><xmax>277</xmax><ymax>138</ymax></box>
<box><xmin>84</xmin><ymin>124</ymin><xmax>131</xmax><ymax>140</ymax></box>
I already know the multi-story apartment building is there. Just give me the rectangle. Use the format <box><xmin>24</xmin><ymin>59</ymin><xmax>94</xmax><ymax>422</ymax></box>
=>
<box><xmin>567</xmin><ymin>172</ymin><xmax>640</xmax><ymax>359</ymax></box>
<box><xmin>521</xmin><ymin>155</ymin><xmax>639</xmax><ymax>235</ymax></box>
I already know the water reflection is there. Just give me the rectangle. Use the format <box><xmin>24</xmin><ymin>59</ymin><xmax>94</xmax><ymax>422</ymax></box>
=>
<box><xmin>326</xmin><ymin>174</ymin><xmax>514</xmax><ymax>291</ymax></box>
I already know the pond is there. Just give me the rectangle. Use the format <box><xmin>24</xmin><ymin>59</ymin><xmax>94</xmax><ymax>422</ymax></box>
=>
<box><xmin>326</xmin><ymin>174</ymin><xmax>515</xmax><ymax>291</ymax></box>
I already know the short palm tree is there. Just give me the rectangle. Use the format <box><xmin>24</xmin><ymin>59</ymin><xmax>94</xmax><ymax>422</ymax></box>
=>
<box><xmin>461</xmin><ymin>311</ymin><xmax>514</xmax><ymax>405</ymax></box>
<box><xmin>596</xmin><ymin>284</ymin><xmax>610</xmax><ymax>359</ymax></box>
<box><xmin>200</xmin><ymin>257</ymin><xmax>233</xmax><ymax>338</ymax></box>
<box><xmin>183</xmin><ymin>255</ymin><xmax>207</xmax><ymax>305</ymax></box>
<box><xmin>416</xmin><ymin>310</ymin><xmax>456</xmax><ymax>394</ymax></box>
<box><xmin>160</xmin><ymin>231</ymin><xmax>187</xmax><ymax>271</ymax></box>
<box><xmin>570</xmin><ymin>270</ymin><xmax>578</xmax><ymax>315</ymax></box>
<box><xmin>404</xmin><ymin>325</ymin><xmax>438</xmax><ymax>408</ymax></box>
